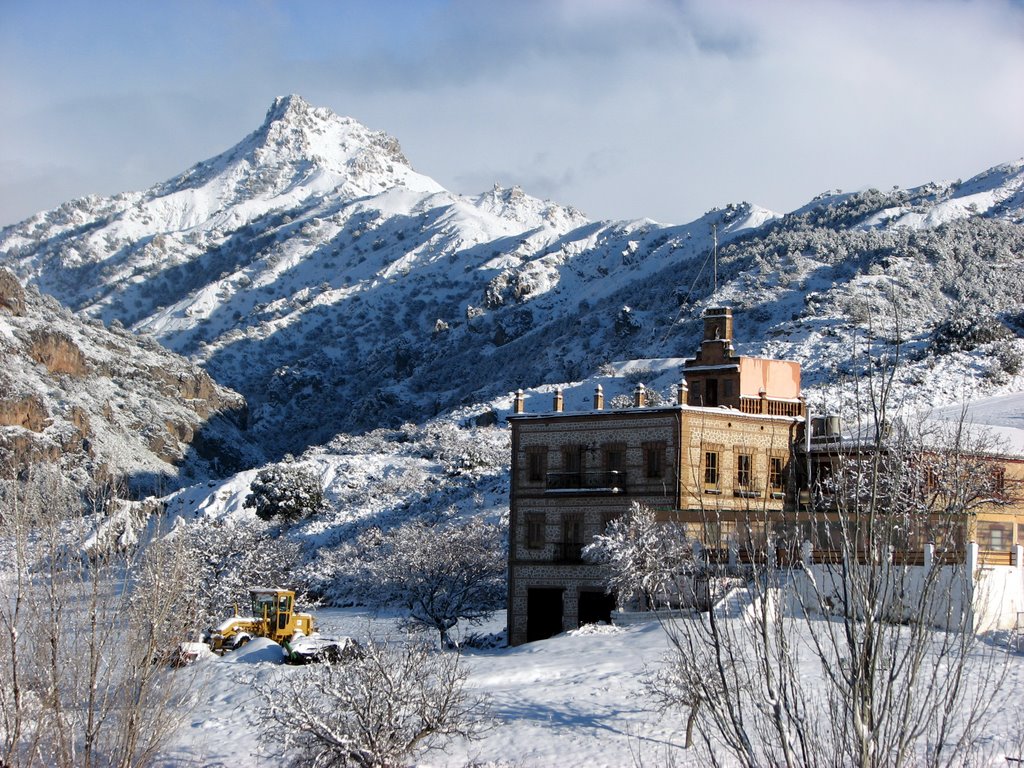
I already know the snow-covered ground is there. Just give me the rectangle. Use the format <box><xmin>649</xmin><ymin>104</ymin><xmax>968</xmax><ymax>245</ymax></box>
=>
<box><xmin>927</xmin><ymin>391</ymin><xmax>1024</xmax><ymax>454</ymax></box>
<box><xmin>158</xmin><ymin>608</ymin><xmax>1024</xmax><ymax>767</ymax></box>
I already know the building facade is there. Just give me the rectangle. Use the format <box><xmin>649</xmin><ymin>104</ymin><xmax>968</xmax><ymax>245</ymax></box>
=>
<box><xmin>507</xmin><ymin>308</ymin><xmax>805</xmax><ymax>645</ymax></box>
<box><xmin>506</xmin><ymin>307</ymin><xmax>1024</xmax><ymax>645</ymax></box>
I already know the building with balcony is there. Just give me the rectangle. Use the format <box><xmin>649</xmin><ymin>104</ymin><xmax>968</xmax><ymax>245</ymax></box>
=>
<box><xmin>506</xmin><ymin>308</ymin><xmax>1024</xmax><ymax>645</ymax></box>
<box><xmin>506</xmin><ymin>307</ymin><xmax>806</xmax><ymax>645</ymax></box>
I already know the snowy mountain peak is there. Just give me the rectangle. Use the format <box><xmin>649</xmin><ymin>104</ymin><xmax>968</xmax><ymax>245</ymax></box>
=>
<box><xmin>250</xmin><ymin>94</ymin><xmax>411</xmax><ymax>174</ymax></box>
<box><xmin>147</xmin><ymin>94</ymin><xmax>439</xmax><ymax>214</ymax></box>
<box><xmin>264</xmin><ymin>93</ymin><xmax>315</xmax><ymax>123</ymax></box>
<box><xmin>472</xmin><ymin>183</ymin><xmax>588</xmax><ymax>230</ymax></box>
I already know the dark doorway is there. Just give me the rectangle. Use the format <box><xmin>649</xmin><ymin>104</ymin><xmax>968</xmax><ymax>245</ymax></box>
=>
<box><xmin>578</xmin><ymin>591</ymin><xmax>615</xmax><ymax>627</ymax></box>
<box><xmin>527</xmin><ymin>588</ymin><xmax>564</xmax><ymax>642</ymax></box>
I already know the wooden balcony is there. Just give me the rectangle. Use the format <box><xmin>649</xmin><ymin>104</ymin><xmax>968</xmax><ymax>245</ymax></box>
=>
<box><xmin>738</xmin><ymin>396</ymin><xmax>804</xmax><ymax>417</ymax></box>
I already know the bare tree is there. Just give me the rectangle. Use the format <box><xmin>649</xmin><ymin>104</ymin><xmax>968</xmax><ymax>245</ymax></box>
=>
<box><xmin>597</xmin><ymin>343</ymin><xmax>1013</xmax><ymax>767</ymax></box>
<box><xmin>175</xmin><ymin>518</ymin><xmax>306</xmax><ymax>630</ymax></box>
<box><xmin>257</xmin><ymin>636</ymin><xmax>489</xmax><ymax>767</ymax></box>
<box><xmin>0</xmin><ymin>467</ymin><xmax>196</xmax><ymax>768</ymax></box>
<box><xmin>363</xmin><ymin>518</ymin><xmax>506</xmax><ymax>647</ymax></box>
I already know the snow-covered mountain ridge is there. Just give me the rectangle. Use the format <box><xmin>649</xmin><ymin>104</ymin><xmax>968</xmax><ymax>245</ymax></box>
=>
<box><xmin>1</xmin><ymin>96</ymin><xmax>1023</xmax><ymax>459</ymax></box>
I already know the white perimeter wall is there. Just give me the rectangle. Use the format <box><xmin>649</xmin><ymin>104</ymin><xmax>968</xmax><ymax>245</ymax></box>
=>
<box><xmin>786</xmin><ymin>542</ymin><xmax>1024</xmax><ymax>632</ymax></box>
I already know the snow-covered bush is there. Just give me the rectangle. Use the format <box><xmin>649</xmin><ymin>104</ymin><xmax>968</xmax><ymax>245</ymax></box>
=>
<box><xmin>244</xmin><ymin>458</ymin><xmax>324</xmax><ymax>522</ymax></box>
<box><xmin>423</xmin><ymin>423</ymin><xmax>508</xmax><ymax>477</ymax></box>
<box><xmin>609</xmin><ymin>393</ymin><xmax>634</xmax><ymax>409</ymax></box>
<box><xmin>932</xmin><ymin>311</ymin><xmax>1012</xmax><ymax>355</ymax></box>
<box><xmin>258</xmin><ymin>637</ymin><xmax>488</xmax><ymax>768</ymax></box>
<box><xmin>584</xmin><ymin>501</ymin><xmax>697</xmax><ymax>609</ymax></box>
<box><xmin>992</xmin><ymin>340</ymin><xmax>1023</xmax><ymax>377</ymax></box>
<box><xmin>614</xmin><ymin>305</ymin><xmax>640</xmax><ymax>335</ymax></box>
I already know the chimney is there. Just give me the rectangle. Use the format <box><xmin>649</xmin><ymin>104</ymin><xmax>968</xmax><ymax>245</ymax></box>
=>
<box><xmin>703</xmin><ymin>307</ymin><xmax>734</xmax><ymax>343</ymax></box>
<box><xmin>633</xmin><ymin>383</ymin><xmax>646</xmax><ymax>408</ymax></box>
<box><xmin>553</xmin><ymin>388</ymin><xmax>564</xmax><ymax>413</ymax></box>
<box><xmin>676</xmin><ymin>379</ymin><xmax>688</xmax><ymax>406</ymax></box>
<box><xmin>594</xmin><ymin>384</ymin><xmax>604</xmax><ymax>411</ymax></box>
<box><xmin>513</xmin><ymin>389</ymin><xmax>525</xmax><ymax>414</ymax></box>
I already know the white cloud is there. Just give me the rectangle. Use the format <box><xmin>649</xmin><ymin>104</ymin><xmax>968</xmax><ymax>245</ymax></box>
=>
<box><xmin>1</xmin><ymin>0</ymin><xmax>1022</xmax><ymax>226</ymax></box>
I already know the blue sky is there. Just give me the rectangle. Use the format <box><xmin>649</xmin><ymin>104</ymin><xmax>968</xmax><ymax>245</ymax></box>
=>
<box><xmin>1</xmin><ymin>0</ymin><xmax>1022</xmax><ymax>227</ymax></box>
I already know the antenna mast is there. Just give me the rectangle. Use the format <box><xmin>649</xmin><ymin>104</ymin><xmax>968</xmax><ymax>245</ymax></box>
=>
<box><xmin>712</xmin><ymin>223</ymin><xmax>718</xmax><ymax>294</ymax></box>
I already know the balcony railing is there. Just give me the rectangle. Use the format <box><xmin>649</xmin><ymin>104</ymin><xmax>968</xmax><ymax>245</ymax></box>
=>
<box><xmin>546</xmin><ymin>470</ymin><xmax>627</xmax><ymax>493</ymax></box>
<box><xmin>738</xmin><ymin>396</ymin><xmax>804</xmax><ymax>417</ymax></box>
<box><xmin>552</xmin><ymin>542</ymin><xmax>585</xmax><ymax>563</ymax></box>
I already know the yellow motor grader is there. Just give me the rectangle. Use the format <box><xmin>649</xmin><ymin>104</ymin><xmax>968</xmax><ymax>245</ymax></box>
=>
<box><xmin>203</xmin><ymin>587</ymin><xmax>354</xmax><ymax>664</ymax></box>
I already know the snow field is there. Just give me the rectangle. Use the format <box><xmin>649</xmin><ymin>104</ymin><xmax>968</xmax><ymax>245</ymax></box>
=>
<box><xmin>161</xmin><ymin>608</ymin><xmax>1024</xmax><ymax>767</ymax></box>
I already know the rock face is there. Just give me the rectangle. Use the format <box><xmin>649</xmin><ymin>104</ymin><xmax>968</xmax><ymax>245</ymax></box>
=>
<box><xmin>0</xmin><ymin>269</ymin><xmax>258</xmax><ymax>494</ymax></box>
<box><xmin>27</xmin><ymin>329</ymin><xmax>89</xmax><ymax>376</ymax></box>
<box><xmin>0</xmin><ymin>268</ymin><xmax>25</xmax><ymax>315</ymax></box>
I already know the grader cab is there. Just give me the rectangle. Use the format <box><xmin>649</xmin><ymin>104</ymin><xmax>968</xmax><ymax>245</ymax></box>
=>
<box><xmin>207</xmin><ymin>588</ymin><xmax>315</xmax><ymax>653</ymax></box>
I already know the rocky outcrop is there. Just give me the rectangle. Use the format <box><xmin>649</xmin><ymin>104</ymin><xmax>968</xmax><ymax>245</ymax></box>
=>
<box><xmin>0</xmin><ymin>280</ymin><xmax>259</xmax><ymax>493</ymax></box>
<box><xmin>0</xmin><ymin>269</ymin><xmax>25</xmax><ymax>315</ymax></box>
<box><xmin>0</xmin><ymin>394</ymin><xmax>49</xmax><ymax>431</ymax></box>
<box><xmin>27</xmin><ymin>329</ymin><xmax>88</xmax><ymax>376</ymax></box>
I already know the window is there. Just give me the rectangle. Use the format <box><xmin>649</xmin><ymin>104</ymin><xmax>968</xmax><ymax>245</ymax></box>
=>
<box><xmin>528</xmin><ymin>444</ymin><xmax>552</xmax><ymax>481</ymax></box>
<box><xmin>704</xmin><ymin>451</ymin><xmax>719</xmax><ymax>489</ymax></box>
<box><xmin>562</xmin><ymin>445</ymin><xmax>583</xmax><ymax>474</ymax></box>
<box><xmin>769</xmin><ymin>457</ymin><xmax>785</xmax><ymax>495</ymax></box>
<box><xmin>643</xmin><ymin>442</ymin><xmax>665</xmax><ymax>478</ymax></box>
<box><xmin>723</xmin><ymin>379</ymin><xmax>735</xmax><ymax>398</ymax></box>
<box><xmin>992</xmin><ymin>527</ymin><xmax>1005</xmax><ymax>549</ymax></box>
<box><xmin>560</xmin><ymin>514</ymin><xmax>584</xmax><ymax>562</ymax></box>
<box><xmin>993</xmin><ymin>466</ymin><xmax>1007</xmax><ymax>499</ymax></box>
<box><xmin>562</xmin><ymin>514</ymin><xmax>583</xmax><ymax>544</ymax></box>
<box><xmin>736</xmin><ymin>453</ymin><xmax>752</xmax><ymax>488</ymax></box>
<box><xmin>603</xmin><ymin>444</ymin><xmax>625</xmax><ymax>473</ymax></box>
<box><xmin>978</xmin><ymin>521</ymin><xmax>1009</xmax><ymax>550</ymax></box>
<box><xmin>526</xmin><ymin>447</ymin><xmax>548</xmax><ymax>483</ymax></box>
<box><xmin>922</xmin><ymin>465</ymin><xmax>939</xmax><ymax>495</ymax></box>
<box><xmin>604</xmin><ymin>444</ymin><xmax>627</xmax><ymax>489</ymax></box>
<box><xmin>705</xmin><ymin>379</ymin><xmax>719</xmax><ymax>407</ymax></box>
<box><xmin>526</xmin><ymin>513</ymin><xmax>545</xmax><ymax>549</ymax></box>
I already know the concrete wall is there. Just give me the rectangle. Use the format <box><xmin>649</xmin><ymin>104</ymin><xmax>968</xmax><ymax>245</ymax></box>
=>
<box><xmin>739</xmin><ymin>357</ymin><xmax>801</xmax><ymax>399</ymax></box>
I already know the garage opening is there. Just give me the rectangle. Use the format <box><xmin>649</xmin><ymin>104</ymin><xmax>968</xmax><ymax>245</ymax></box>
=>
<box><xmin>526</xmin><ymin>588</ymin><xmax>564</xmax><ymax>642</ymax></box>
<box><xmin>578</xmin><ymin>590</ymin><xmax>615</xmax><ymax>627</ymax></box>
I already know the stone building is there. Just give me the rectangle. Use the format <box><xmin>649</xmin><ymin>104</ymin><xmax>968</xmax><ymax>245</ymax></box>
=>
<box><xmin>506</xmin><ymin>307</ymin><xmax>1024</xmax><ymax>645</ymax></box>
<box><xmin>506</xmin><ymin>307</ymin><xmax>806</xmax><ymax>645</ymax></box>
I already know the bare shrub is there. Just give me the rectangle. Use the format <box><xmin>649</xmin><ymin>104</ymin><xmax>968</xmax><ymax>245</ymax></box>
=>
<box><xmin>0</xmin><ymin>467</ymin><xmax>195</xmax><ymax>768</ymax></box>
<box><xmin>257</xmin><ymin>637</ymin><xmax>488</xmax><ymax>767</ymax></box>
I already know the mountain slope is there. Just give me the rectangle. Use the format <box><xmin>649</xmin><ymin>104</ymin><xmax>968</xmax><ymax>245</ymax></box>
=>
<box><xmin>0</xmin><ymin>268</ymin><xmax>256</xmax><ymax>494</ymax></box>
<box><xmin>1</xmin><ymin>96</ymin><xmax>1022</xmax><ymax>457</ymax></box>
